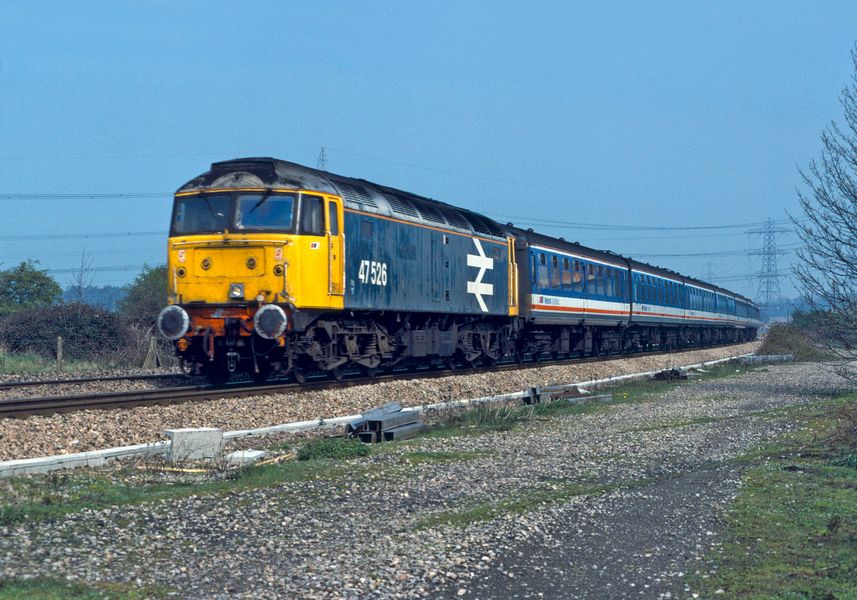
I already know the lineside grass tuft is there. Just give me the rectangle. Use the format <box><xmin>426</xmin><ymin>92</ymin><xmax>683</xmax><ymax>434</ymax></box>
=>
<box><xmin>296</xmin><ymin>437</ymin><xmax>369</xmax><ymax>461</ymax></box>
<box><xmin>417</xmin><ymin>479</ymin><xmax>651</xmax><ymax>529</ymax></box>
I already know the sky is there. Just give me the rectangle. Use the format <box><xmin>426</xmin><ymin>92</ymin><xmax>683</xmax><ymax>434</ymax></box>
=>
<box><xmin>1</xmin><ymin>1</ymin><xmax>855</xmax><ymax>301</ymax></box>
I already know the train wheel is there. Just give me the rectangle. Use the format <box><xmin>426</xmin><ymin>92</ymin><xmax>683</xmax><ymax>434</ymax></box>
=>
<box><xmin>252</xmin><ymin>360</ymin><xmax>272</xmax><ymax>383</ymax></box>
<box><xmin>293</xmin><ymin>368</ymin><xmax>307</xmax><ymax>385</ymax></box>
<box><xmin>330</xmin><ymin>365</ymin><xmax>346</xmax><ymax>381</ymax></box>
<box><xmin>361</xmin><ymin>365</ymin><xmax>379</xmax><ymax>378</ymax></box>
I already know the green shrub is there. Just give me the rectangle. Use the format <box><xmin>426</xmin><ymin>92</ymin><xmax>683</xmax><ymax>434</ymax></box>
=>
<box><xmin>118</xmin><ymin>264</ymin><xmax>167</xmax><ymax>327</ymax></box>
<box><xmin>0</xmin><ymin>303</ymin><xmax>124</xmax><ymax>362</ymax></box>
<box><xmin>297</xmin><ymin>437</ymin><xmax>369</xmax><ymax>461</ymax></box>
<box><xmin>757</xmin><ymin>323</ymin><xmax>832</xmax><ymax>361</ymax></box>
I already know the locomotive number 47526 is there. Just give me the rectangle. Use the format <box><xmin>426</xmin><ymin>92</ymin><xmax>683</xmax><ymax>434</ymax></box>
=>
<box><xmin>357</xmin><ymin>259</ymin><xmax>388</xmax><ymax>286</ymax></box>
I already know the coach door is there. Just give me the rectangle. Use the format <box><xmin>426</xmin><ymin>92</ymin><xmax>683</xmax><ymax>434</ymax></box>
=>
<box><xmin>327</xmin><ymin>198</ymin><xmax>344</xmax><ymax>295</ymax></box>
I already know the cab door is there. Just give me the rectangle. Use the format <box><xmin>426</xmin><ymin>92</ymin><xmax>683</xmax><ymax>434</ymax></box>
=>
<box><xmin>327</xmin><ymin>198</ymin><xmax>344</xmax><ymax>295</ymax></box>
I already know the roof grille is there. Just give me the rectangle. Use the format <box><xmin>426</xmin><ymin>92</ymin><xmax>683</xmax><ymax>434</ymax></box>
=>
<box><xmin>384</xmin><ymin>194</ymin><xmax>419</xmax><ymax>218</ymax></box>
<box><xmin>410</xmin><ymin>198</ymin><xmax>446</xmax><ymax>224</ymax></box>
<box><xmin>435</xmin><ymin>205</ymin><xmax>471</xmax><ymax>230</ymax></box>
<box><xmin>463</xmin><ymin>212</ymin><xmax>495</xmax><ymax>236</ymax></box>
<box><xmin>336</xmin><ymin>182</ymin><xmax>377</xmax><ymax>208</ymax></box>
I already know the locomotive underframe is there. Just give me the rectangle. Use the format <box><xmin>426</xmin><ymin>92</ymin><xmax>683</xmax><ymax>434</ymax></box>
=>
<box><xmin>174</xmin><ymin>308</ymin><xmax>756</xmax><ymax>384</ymax></box>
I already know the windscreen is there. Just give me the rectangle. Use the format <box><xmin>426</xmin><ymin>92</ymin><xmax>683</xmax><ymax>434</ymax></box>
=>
<box><xmin>171</xmin><ymin>194</ymin><xmax>231</xmax><ymax>234</ymax></box>
<box><xmin>235</xmin><ymin>193</ymin><xmax>295</xmax><ymax>231</ymax></box>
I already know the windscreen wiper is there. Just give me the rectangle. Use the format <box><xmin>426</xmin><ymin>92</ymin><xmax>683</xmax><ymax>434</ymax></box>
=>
<box><xmin>248</xmin><ymin>191</ymin><xmax>273</xmax><ymax>215</ymax></box>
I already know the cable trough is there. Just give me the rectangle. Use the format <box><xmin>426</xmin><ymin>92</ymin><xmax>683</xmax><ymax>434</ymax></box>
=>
<box><xmin>347</xmin><ymin>402</ymin><xmax>426</xmax><ymax>443</ymax></box>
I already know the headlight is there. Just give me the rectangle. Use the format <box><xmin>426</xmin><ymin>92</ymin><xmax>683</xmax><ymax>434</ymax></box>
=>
<box><xmin>229</xmin><ymin>283</ymin><xmax>244</xmax><ymax>300</ymax></box>
<box><xmin>253</xmin><ymin>304</ymin><xmax>288</xmax><ymax>339</ymax></box>
<box><xmin>157</xmin><ymin>305</ymin><xmax>190</xmax><ymax>341</ymax></box>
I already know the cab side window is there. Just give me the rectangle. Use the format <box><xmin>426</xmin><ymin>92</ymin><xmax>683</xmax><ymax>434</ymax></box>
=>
<box><xmin>300</xmin><ymin>195</ymin><xmax>324</xmax><ymax>235</ymax></box>
<box><xmin>328</xmin><ymin>201</ymin><xmax>339</xmax><ymax>235</ymax></box>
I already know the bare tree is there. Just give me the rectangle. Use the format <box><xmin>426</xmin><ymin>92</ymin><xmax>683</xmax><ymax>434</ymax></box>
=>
<box><xmin>792</xmin><ymin>47</ymin><xmax>857</xmax><ymax>365</ymax></box>
<box><xmin>68</xmin><ymin>248</ymin><xmax>95</xmax><ymax>303</ymax></box>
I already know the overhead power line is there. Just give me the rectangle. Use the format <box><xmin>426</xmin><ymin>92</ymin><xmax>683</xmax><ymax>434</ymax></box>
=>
<box><xmin>46</xmin><ymin>265</ymin><xmax>149</xmax><ymax>275</ymax></box>
<box><xmin>0</xmin><ymin>231</ymin><xmax>164</xmax><ymax>242</ymax></box>
<box><xmin>496</xmin><ymin>213</ymin><xmax>794</xmax><ymax>232</ymax></box>
<box><xmin>327</xmin><ymin>147</ymin><xmax>779</xmax><ymax>200</ymax></box>
<box><xmin>628</xmin><ymin>243</ymin><xmax>802</xmax><ymax>259</ymax></box>
<box><xmin>0</xmin><ymin>193</ymin><xmax>170</xmax><ymax>200</ymax></box>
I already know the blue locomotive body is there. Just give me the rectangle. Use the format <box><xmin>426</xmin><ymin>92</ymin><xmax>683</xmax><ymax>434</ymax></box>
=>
<box><xmin>342</xmin><ymin>210</ymin><xmax>510</xmax><ymax>317</ymax></box>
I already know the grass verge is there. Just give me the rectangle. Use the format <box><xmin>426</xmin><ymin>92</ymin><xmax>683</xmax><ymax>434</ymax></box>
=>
<box><xmin>0</xmin><ymin>455</ymin><xmax>353</xmax><ymax>527</ymax></box>
<box><xmin>0</xmin><ymin>577</ymin><xmax>165</xmax><ymax>599</ymax></box>
<box><xmin>693</xmin><ymin>392</ymin><xmax>857</xmax><ymax>598</ymax></box>
<box><xmin>426</xmin><ymin>364</ymin><xmax>753</xmax><ymax>438</ymax></box>
<box><xmin>417</xmin><ymin>478</ymin><xmax>650</xmax><ymax>529</ymax></box>
<box><xmin>0</xmin><ymin>351</ymin><xmax>107</xmax><ymax>375</ymax></box>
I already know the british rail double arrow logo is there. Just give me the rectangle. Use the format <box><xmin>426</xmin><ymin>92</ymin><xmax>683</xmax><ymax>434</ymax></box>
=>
<box><xmin>467</xmin><ymin>239</ymin><xmax>494</xmax><ymax>312</ymax></box>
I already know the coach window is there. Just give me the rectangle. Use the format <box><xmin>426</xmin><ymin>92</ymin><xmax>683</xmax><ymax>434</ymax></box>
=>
<box><xmin>300</xmin><ymin>195</ymin><xmax>324</xmax><ymax>235</ymax></box>
<box><xmin>538</xmin><ymin>253</ymin><xmax>549</xmax><ymax>289</ymax></box>
<box><xmin>550</xmin><ymin>255</ymin><xmax>561</xmax><ymax>288</ymax></box>
<box><xmin>586</xmin><ymin>264</ymin><xmax>596</xmax><ymax>294</ymax></box>
<box><xmin>572</xmin><ymin>261</ymin><xmax>583</xmax><ymax>293</ymax></box>
<box><xmin>562</xmin><ymin>258</ymin><xmax>572</xmax><ymax>289</ymax></box>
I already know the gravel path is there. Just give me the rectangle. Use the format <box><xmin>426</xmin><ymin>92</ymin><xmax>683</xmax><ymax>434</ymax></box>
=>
<box><xmin>0</xmin><ymin>342</ymin><xmax>758</xmax><ymax>460</ymax></box>
<box><xmin>0</xmin><ymin>360</ymin><xmax>849</xmax><ymax>599</ymax></box>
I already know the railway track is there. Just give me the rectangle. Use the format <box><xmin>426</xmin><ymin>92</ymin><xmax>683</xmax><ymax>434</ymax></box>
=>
<box><xmin>0</xmin><ymin>343</ymin><xmax>743</xmax><ymax>419</ymax></box>
<box><xmin>0</xmin><ymin>372</ymin><xmax>187</xmax><ymax>392</ymax></box>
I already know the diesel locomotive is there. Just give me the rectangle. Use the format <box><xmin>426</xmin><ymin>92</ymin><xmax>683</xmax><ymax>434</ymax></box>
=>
<box><xmin>157</xmin><ymin>158</ymin><xmax>760</xmax><ymax>383</ymax></box>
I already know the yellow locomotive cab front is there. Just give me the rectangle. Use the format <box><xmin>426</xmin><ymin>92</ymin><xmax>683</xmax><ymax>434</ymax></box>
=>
<box><xmin>158</xmin><ymin>187</ymin><xmax>345</xmax><ymax>380</ymax></box>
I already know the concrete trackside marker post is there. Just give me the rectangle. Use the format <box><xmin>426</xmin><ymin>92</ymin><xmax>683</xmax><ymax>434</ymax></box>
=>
<box><xmin>56</xmin><ymin>336</ymin><xmax>63</xmax><ymax>372</ymax></box>
<box><xmin>163</xmin><ymin>428</ymin><xmax>224</xmax><ymax>462</ymax></box>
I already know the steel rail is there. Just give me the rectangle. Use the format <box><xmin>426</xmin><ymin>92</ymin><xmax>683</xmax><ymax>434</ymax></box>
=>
<box><xmin>0</xmin><ymin>372</ymin><xmax>189</xmax><ymax>392</ymax></box>
<box><xmin>0</xmin><ymin>342</ymin><xmax>744</xmax><ymax>419</ymax></box>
